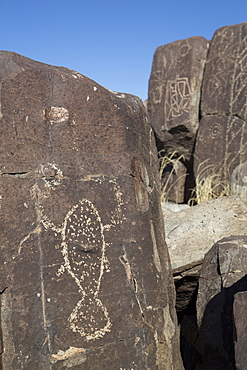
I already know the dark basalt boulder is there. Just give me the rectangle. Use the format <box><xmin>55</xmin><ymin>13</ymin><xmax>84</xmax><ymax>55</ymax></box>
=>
<box><xmin>196</xmin><ymin>236</ymin><xmax>247</xmax><ymax>369</ymax></box>
<box><xmin>195</xmin><ymin>23</ymin><xmax>247</xmax><ymax>189</ymax></box>
<box><xmin>148</xmin><ymin>36</ymin><xmax>208</xmax><ymax>159</ymax></box>
<box><xmin>194</xmin><ymin>115</ymin><xmax>247</xmax><ymax>182</ymax></box>
<box><xmin>233</xmin><ymin>291</ymin><xmax>247</xmax><ymax>370</ymax></box>
<box><xmin>201</xmin><ymin>22</ymin><xmax>247</xmax><ymax>121</ymax></box>
<box><xmin>0</xmin><ymin>51</ymin><xmax>183</xmax><ymax>369</ymax></box>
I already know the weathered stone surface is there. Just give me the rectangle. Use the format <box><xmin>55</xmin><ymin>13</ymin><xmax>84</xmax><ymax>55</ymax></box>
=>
<box><xmin>233</xmin><ymin>291</ymin><xmax>247</xmax><ymax>370</ymax></box>
<box><xmin>231</xmin><ymin>162</ymin><xmax>247</xmax><ymax>201</ymax></box>
<box><xmin>194</xmin><ymin>115</ymin><xmax>247</xmax><ymax>182</ymax></box>
<box><xmin>196</xmin><ymin>236</ymin><xmax>247</xmax><ymax>369</ymax></box>
<box><xmin>161</xmin><ymin>160</ymin><xmax>187</xmax><ymax>203</ymax></box>
<box><xmin>163</xmin><ymin>196</ymin><xmax>247</xmax><ymax>271</ymax></box>
<box><xmin>201</xmin><ymin>22</ymin><xmax>247</xmax><ymax>121</ymax></box>
<box><xmin>162</xmin><ymin>201</ymin><xmax>189</xmax><ymax>213</ymax></box>
<box><xmin>148</xmin><ymin>36</ymin><xmax>208</xmax><ymax>158</ymax></box>
<box><xmin>0</xmin><ymin>52</ymin><xmax>183</xmax><ymax>369</ymax></box>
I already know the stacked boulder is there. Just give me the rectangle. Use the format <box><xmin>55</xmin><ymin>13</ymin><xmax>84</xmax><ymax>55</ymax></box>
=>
<box><xmin>148</xmin><ymin>22</ymin><xmax>247</xmax><ymax>203</ymax></box>
<box><xmin>197</xmin><ymin>236</ymin><xmax>247</xmax><ymax>369</ymax></box>
<box><xmin>148</xmin><ymin>36</ymin><xmax>209</xmax><ymax>202</ymax></box>
<box><xmin>195</xmin><ymin>22</ymin><xmax>247</xmax><ymax>189</ymax></box>
<box><xmin>148</xmin><ymin>22</ymin><xmax>247</xmax><ymax>369</ymax></box>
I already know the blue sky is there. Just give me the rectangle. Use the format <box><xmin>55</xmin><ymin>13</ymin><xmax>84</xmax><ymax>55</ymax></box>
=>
<box><xmin>1</xmin><ymin>1</ymin><xmax>247</xmax><ymax>101</ymax></box>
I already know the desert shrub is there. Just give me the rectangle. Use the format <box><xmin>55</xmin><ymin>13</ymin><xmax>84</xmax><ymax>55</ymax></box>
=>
<box><xmin>189</xmin><ymin>159</ymin><xmax>230</xmax><ymax>205</ymax></box>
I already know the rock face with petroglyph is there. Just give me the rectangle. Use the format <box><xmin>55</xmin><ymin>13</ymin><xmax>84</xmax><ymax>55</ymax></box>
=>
<box><xmin>148</xmin><ymin>36</ymin><xmax>208</xmax><ymax>158</ymax></box>
<box><xmin>201</xmin><ymin>23</ymin><xmax>247</xmax><ymax>121</ymax></box>
<box><xmin>195</xmin><ymin>23</ymin><xmax>247</xmax><ymax>186</ymax></box>
<box><xmin>0</xmin><ymin>52</ymin><xmax>183</xmax><ymax>369</ymax></box>
<box><xmin>194</xmin><ymin>115</ymin><xmax>247</xmax><ymax>183</ymax></box>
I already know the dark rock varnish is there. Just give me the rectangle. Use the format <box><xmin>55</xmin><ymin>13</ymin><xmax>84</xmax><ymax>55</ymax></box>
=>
<box><xmin>0</xmin><ymin>52</ymin><xmax>182</xmax><ymax>369</ymax></box>
<box><xmin>201</xmin><ymin>22</ymin><xmax>247</xmax><ymax>121</ymax></box>
<box><xmin>196</xmin><ymin>236</ymin><xmax>247</xmax><ymax>369</ymax></box>
<box><xmin>194</xmin><ymin>115</ymin><xmax>247</xmax><ymax>182</ymax></box>
<box><xmin>148</xmin><ymin>36</ymin><xmax>208</xmax><ymax>158</ymax></box>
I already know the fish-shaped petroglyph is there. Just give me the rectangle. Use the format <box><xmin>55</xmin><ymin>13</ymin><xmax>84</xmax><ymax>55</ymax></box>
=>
<box><xmin>56</xmin><ymin>199</ymin><xmax>112</xmax><ymax>341</ymax></box>
<box><xmin>23</xmin><ymin>165</ymin><xmax>126</xmax><ymax>342</ymax></box>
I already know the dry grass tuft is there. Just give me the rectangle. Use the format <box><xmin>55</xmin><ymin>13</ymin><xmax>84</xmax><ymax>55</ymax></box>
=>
<box><xmin>189</xmin><ymin>160</ymin><xmax>230</xmax><ymax>205</ymax></box>
<box><xmin>159</xmin><ymin>150</ymin><xmax>186</xmax><ymax>202</ymax></box>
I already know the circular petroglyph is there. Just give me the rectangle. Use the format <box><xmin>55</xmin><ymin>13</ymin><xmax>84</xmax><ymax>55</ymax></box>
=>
<box><xmin>180</xmin><ymin>43</ymin><xmax>190</xmax><ymax>57</ymax></box>
<box><xmin>40</xmin><ymin>163</ymin><xmax>63</xmax><ymax>190</ymax></box>
<box><xmin>208</xmin><ymin>122</ymin><xmax>222</xmax><ymax>139</ymax></box>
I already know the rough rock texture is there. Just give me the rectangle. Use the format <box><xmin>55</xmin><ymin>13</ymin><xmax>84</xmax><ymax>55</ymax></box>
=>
<box><xmin>161</xmin><ymin>160</ymin><xmax>187</xmax><ymax>203</ymax></box>
<box><xmin>194</xmin><ymin>115</ymin><xmax>247</xmax><ymax>181</ymax></box>
<box><xmin>233</xmin><ymin>291</ymin><xmax>247</xmax><ymax>370</ymax></box>
<box><xmin>148</xmin><ymin>36</ymin><xmax>208</xmax><ymax>158</ymax></box>
<box><xmin>163</xmin><ymin>196</ymin><xmax>247</xmax><ymax>369</ymax></box>
<box><xmin>0</xmin><ymin>52</ymin><xmax>183</xmax><ymax>369</ymax></box>
<box><xmin>201</xmin><ymin>23</ymin><xmax>247</xmax><ymax>120</ymax></box>
<box><xmin>195</xmin><ymin>23</ymin><xmax>247</xmax><ymax>186</ymax></box>
<box><xmin>196</xmin><ymin>236</ymin><xmax>247</xmax><ymax>369</ymax></box>
<box><xmin>163</xmin><ymin>196</ymin><xmax>247</xmax><ymax>271</ymax></box>
<box><xmin>161</xmin><ymin>201</ymin><xmax>189</xmax><ymax>213</ymax></box>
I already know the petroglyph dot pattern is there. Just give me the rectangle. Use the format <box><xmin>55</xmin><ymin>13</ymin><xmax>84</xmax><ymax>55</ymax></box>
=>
<box><xmin>58</xmin><ymin>199</ymin><xmax>112</xmax><ymax>341</ymax></box>
<box><xmin>208</xmin><ymin>122</ymin><xmax>222</xmax><ymax>139</ymax></box>
<box><xmin>25</xmin><ymin>167</ymin><xmax>127</xmax><ymax>342</ymax></box>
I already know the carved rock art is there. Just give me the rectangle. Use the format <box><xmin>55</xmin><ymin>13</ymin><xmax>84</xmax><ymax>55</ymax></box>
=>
<box><xmin>26</xmin><ymin>165</ymin><xmax>123</xmax><ymax>342</ymax></box>
<box><xmin>165</xmin><ymin>76</ymin><xmax>192</xmax><ymax>121</ymax></box>
<box><xmin>194</xmin><ymin>115</ymin><xmax>247</xmax><ymax>182</ymax></box>
<box><xmin>201</xmin><ymin>22</ymin><xmax>247</xmax><ymax>121</ymax></box>
<box><xmin>0</xmin><ymin>51</ymin><xmax>182</xmax><ymax>369</ymax></box>
<box><xmin>57</xmin><ymin>199</ymin><xmax>111</xmax><ymax>341</ymax></box>
<box><xmin>148</xmin><ymin>36</ymin><xmax>208</xmax><ymax>157</ymax></box>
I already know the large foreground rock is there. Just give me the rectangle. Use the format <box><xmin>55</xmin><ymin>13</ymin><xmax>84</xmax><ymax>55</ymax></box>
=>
<box><xmin>148</xmin><ymin>36</ymin><xmax>208</xmax><ymax>158</ymax></box>
<box><xmin>197</xmin><ymin>236</ymin><xmax>247</xmax><ymax>369</ymax></box>
<box><xmin>0</xmin><ymin>52</ymin><xmax>183</xmax><ymax>369</ymax></box>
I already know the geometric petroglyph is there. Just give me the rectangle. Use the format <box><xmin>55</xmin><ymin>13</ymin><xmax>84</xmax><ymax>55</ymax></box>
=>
<box><xmin>208</xmin><ymin>121</ymin><xmax>223</xmax><ymax>139</ymax></box>
<box><xmin>165</xmin><ymin>76</ymin><xmax>192</xmax><ymax>120</ymax></box>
